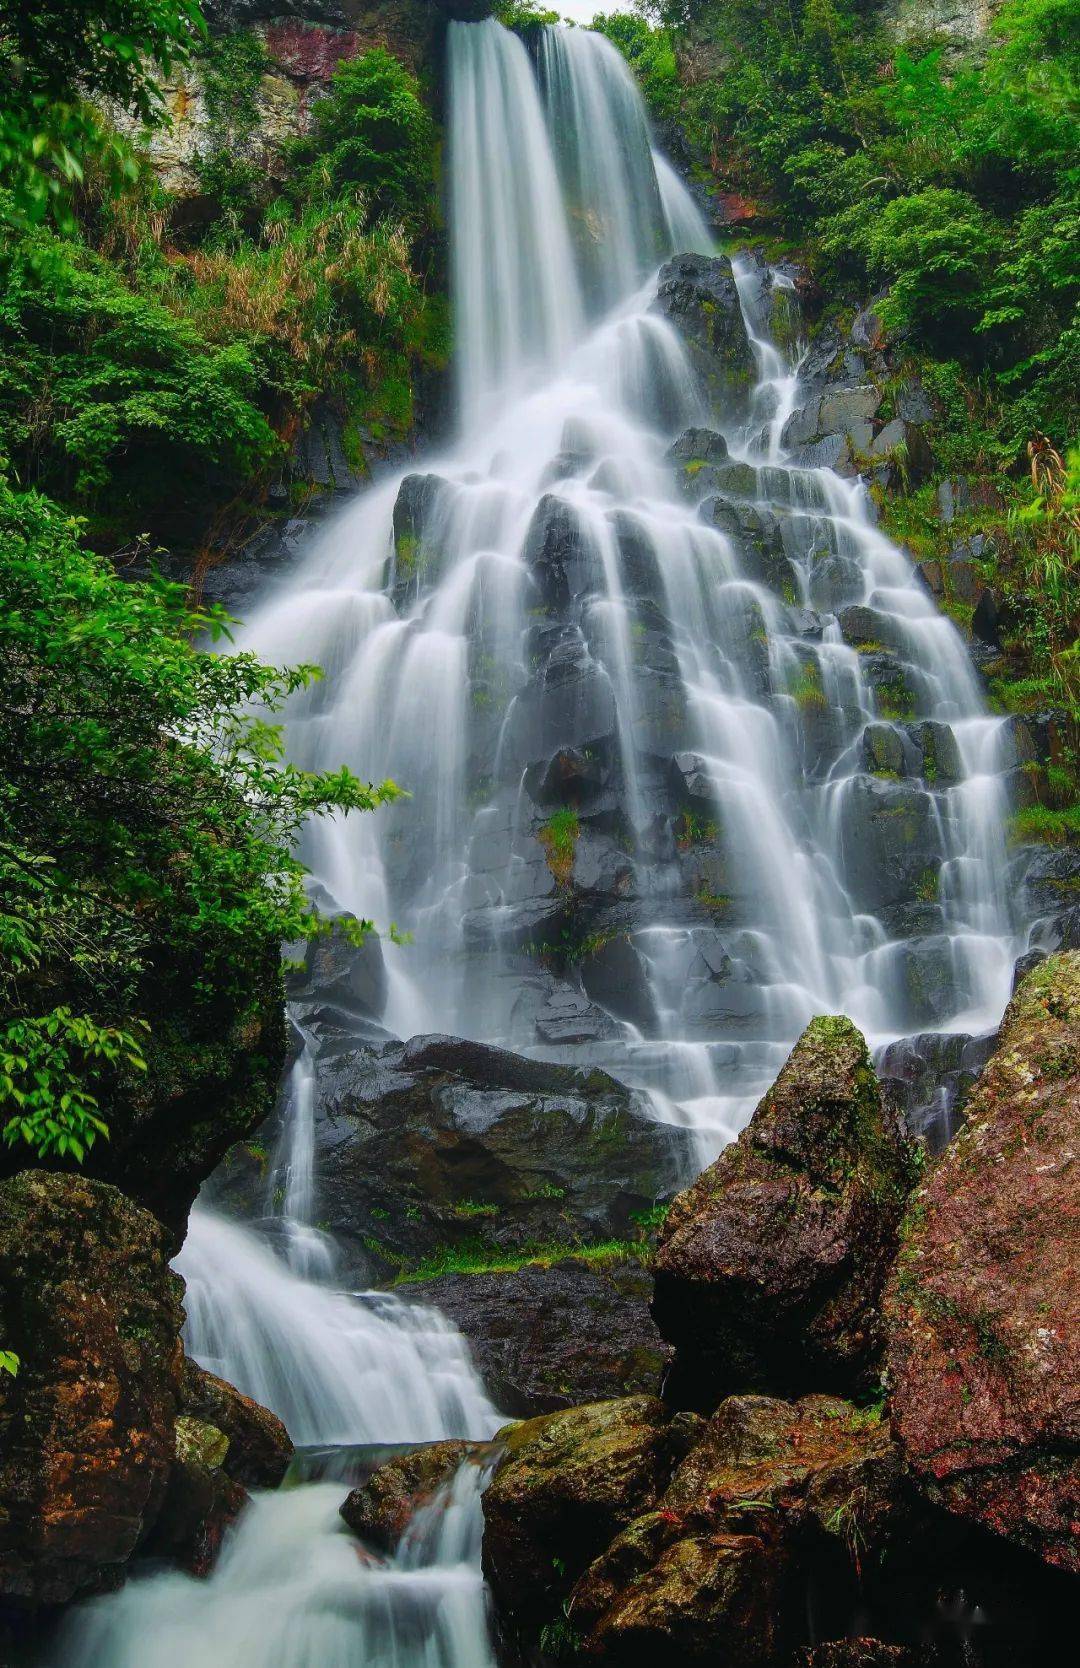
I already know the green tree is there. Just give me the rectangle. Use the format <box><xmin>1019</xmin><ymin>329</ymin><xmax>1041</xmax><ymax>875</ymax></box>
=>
<box><xmin>0</xmin><ymin>0</ymin><xmax>206</xmax><ymax>230</ymax></box>
<box><xmin>0</xmin><ymin>481</ymin><xmax>400</xmax><ymax>1163</ymax></box>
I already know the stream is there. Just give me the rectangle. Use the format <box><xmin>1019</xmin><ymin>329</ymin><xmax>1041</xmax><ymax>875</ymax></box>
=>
<box><xmin>55</xmin><ymin>17</ymin><xmax>1025</xmax><ymax>1665</ymax></box>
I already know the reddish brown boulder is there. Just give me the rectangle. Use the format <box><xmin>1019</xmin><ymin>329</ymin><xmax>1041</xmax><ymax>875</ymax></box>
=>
<box><xmin>340</xmin><ymin>1439</ymin><xmax>482</xmax><ymax>1551</ymax></box>
<box><xmin>0</xmin><ymin>1172</ymin><xmax>185</xmax><ymax>1606</ymax></box>
<box><xmin>653</xmin><ymin>1016</ymin><xmax>917</xmax><ymax>1408</ymax></box>
<box><xmin>884</xmin><ymin>952</ymin><xmax>1080</xmax><ymax>1572</ymax></box>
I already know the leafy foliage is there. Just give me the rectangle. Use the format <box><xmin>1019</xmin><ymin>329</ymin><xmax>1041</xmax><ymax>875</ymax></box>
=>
<box><xmin>616</xmin><ymin>0</ymin><xmax>1079</xmax><ymax>454</ymax></box>
<box><xmin>0</xmin><ymin>34</ymin><xmax>446</xmax><ymax>550</ymax></box>
<box><xmin>0</xmin><ymin>482</ymin><xmax>399</xmax><ymax>1161</ymax></box>
<box><xmin>0</xmin><ymin>0</ymin><xmax>205</xmax><ymax>231</ymax></box>
<box><xmin>284</xmin><ymin>48</ymin><xmax>437</xmax><ymax>230</ymax></box>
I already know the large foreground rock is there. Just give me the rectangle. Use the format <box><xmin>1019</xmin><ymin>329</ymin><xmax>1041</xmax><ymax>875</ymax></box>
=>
<box><xmin>233</xmin><ymin>1034</ymin><xmax>696</xmax><ymax>1282</ymax></box>
<box><xmin>653</xmin><ymin>1017</ymin><xmax>917</xmax><ymax>1408</ymax></box>
<box><xmin>482</xmin><ymin>1396</ymin><xmax>692</xmax><ymax>1640</ymax></box>
<box><xmin>884</xmin><ymin>953</ymin><xmax>1080</xmax><ymax>1572</ymax></box>
<box><xmin>569</xmin><ymin>1394</ymin><xmax>906</xmax><ymax>1665</ymax></box>
<box><xmin>405</xmin><ymin>1257</ymin><xmax>670</xmax><ymax>1416</ymax></box>
<box><xmin>0</xmin><ymin>1172</ymin><xmax>185</xmax><ymax>1606</ymax></box>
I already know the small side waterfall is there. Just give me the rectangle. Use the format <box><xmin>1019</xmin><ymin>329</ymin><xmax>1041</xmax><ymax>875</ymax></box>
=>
<box><xmin>177</xmin><ymin>1211</ymin><xmax>498</xmax><ymax>1447</ymax></box>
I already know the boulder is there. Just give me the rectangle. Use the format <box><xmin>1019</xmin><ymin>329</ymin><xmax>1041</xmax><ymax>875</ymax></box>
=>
<box><xmin>340</xmin><ymin>1440</ymin><xmax>482</xmax><ymax>1551</ymax></box>
<box><xmin>0</xmin><ymin>1172</ymin><xmax>185</xmax><ymax>1607</ymax></box>
<box><xmin>482</xmin><ymin>1395</ymin><xmax>690</xmax><ymax>1639</ymax></box>
<box><xmin>653</xmin><ymin>1016</ymin><xmax>917</xmax><ymax>1409</ymax></box>
<box><xmin>278</xmin><ymin>1033</ymin><xmax>696</xmax><ymax>1281</ymax></box>
<box><xmin>569</xmin><ymin>1394</ymin><xmax>906</xmax><ymax>1665</ymax></box>
<box><xmin>180</xmin><ymin>1359</ymin><xmax>292</xmax><ymax>1489</ymax></box>
<box><xmin>701</xmin><ymin>496</ymin><xmax>792</xmax><ymax>593</ymax></box>
<box><xmin>404</xmin><ymin>1257</ymin><xmax>670</xmax><ymax>1416</ymax></box>
<box><xmin>652</xmin><ymin>254</ymin><xmax>756</xmax><ymax>423</ymax></box>
<box><xmin>837</xmin><ymin>777</ymin><xmax>940</xmax><ymax>914</ymax></box>
<box><xmin>884</xmin><ymin>953</ymin><xmax>1080</xmax><ymax>1572</ymax></box>
<box><xmin>142</xmin><ymin>1414</ymin><xmax>248</xmax><ymax>1577</ymax></box>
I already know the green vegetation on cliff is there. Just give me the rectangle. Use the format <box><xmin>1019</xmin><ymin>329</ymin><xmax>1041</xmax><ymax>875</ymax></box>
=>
<box><xmin>1</xmin><ymin>7</ymin><xmax>446</xmax><ymax>553</ymax></box>
<box><xmin>598</xmin><ymin>0</ymin><xmax>1078</xmax><ymax>730</ymax></box>
<box><xmin>0</xmin><ymin>5</ymin><xmax>410</xmax><ymax>1170</ymax></box>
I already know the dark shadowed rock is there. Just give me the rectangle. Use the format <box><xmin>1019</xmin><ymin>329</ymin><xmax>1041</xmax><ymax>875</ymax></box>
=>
<box><xmin>653</xmin><ymin>1016</ymin><xmax>917</xmax><ymax>1409</ymax></box>
<box><xmin>569</xmin><ymin>1394</ymin><xmax>907</xmax><ymax>1665</ymax></box>
<box><xmin>0</xmin><ymin>1172</ymin><xmax>185</xmax><ymax>1607</ymax></box>
<box><xmin>143</xmin><ymin>1415</ymin><xmax>248</xmax><ymax>1577</ymax></box>
<box><xmin>340</xmin><ymin>1440</ymin><xmax>482</xmax><ymax>1551</ymax></box>
<box><xmin>795</xmin><ymin>1645</ymin><xmax>932</xmax><ymax>1668</ymax></box>
<box><xmin>277</xmin><ymin>1034</ymin><xmax>695</xmax><ymax>1281</ymax></box>
<box><xmin>482</xmin><ymin>1396</ymin><xmax>689</xmax><ymax>1641</ymax></box>
<box><xmin>653</xmin><ymin>254</ymin><xmax>756</xmax><ymax>423</ymax></box>
<box><xmin>884</xmin><ymin>952</ymin><xmax>1080</xmax><ymax>1572</ymax></box>
<box><xmin>404</xmin><ymin>1258</ymin><xmax>670</xmax><ymax>1416</ymax></box>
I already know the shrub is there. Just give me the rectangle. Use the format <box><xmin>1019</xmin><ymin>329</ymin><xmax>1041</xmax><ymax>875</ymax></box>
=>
<box><xmin>285</xmin><ymin>48</ymin><xmax>436</xmax><ymax>228</ymax></box>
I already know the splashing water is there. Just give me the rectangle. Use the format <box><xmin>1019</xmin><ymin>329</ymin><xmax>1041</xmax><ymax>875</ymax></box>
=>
<box><xmin>59</xmin><ymin>1461</ymin><xmax>499</xmax><ymax>1668</ymax></box>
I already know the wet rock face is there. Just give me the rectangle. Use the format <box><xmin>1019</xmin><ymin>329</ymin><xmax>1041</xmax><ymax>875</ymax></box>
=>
<box><xmin>404</xmin><ymin>1258</ymin><xmax>670</xmax><ymax>1416</ymax></box>
<box><xmin>143</xmin><ymin>1415</ymin><xmax>248</xmax><ymax>1577</ymax></box>
<box><xmin>884</xmin><ymin>952</ymin><xmax>1080</xmax><ymax>1572</ymax></box>
<box><xmin>652</xmin><ymin>254</ymin><xmax>757</xmax><ymax>424</ymax></box>
<box><xmin>569</xmin><ymin>1394</ymin><xmax>906</xmax><ymax>1666</ymax></box>
<box><xmin>481</xmin><ymin>1396</ymin><xmax>690</xmax><ymax>1640</ymax></box>
<box><xmin>180</xmin><ymin>1360</ymin><xmax>293</xmax><ymax>1490</ymax></box>
<box><xmin>340</xmin><ymin>1440</ymin><xmax>482</xmax><ymax>1551</ymax></box>
<box><xmin>653</xmin><ymin>1016</ymin><xmax>917</xmax><ymax>1409</ymax></box>
<box><xmin>0</xmin><ymin>1172</ymin><xmax>185</xmax><ymax>1608</ymax></box>
<box><xmin>276</xmin><ymin>1033</ymin><xmax>697</xmax><ymax>1281</ymax></box>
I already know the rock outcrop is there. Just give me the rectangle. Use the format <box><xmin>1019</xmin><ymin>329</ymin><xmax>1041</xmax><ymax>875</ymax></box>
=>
<box><xmin>340</xmin><ymin>1439</ymin><xmax>482</xmax><ymax>1550</ymax></box>
<box><xmin>0</xmin><ymin>1172</ymin><xmax>185</xmax><ymax>1607</ymax></box>
<box><xmin>653</xmin><ymin>254</ymin><xmax>757</xmax><ymax>424</ymax></box>
<box><xmin>0</xmin><ymin>1172</ymin><xmax>293</xmax><ymax>1607</ymax></box>
<box><xmin>653</xmin><ymin>1016</ymin><xmax>917</xmax><ymax>1408</ymax></box>
<box><xmin>884</xmin><ymin>952</ymin><xmax>1080</xmax><ymax>1572</ymax></box>
<box><xmin>405</xmin><ymin>1257</ymin><xmax>670</xmax><ymax>1416</ymax></box>
<box><xmin>568</xmin><ymin>1394</ymin><xmax>907</xmax><ymax>1665</ymax></box>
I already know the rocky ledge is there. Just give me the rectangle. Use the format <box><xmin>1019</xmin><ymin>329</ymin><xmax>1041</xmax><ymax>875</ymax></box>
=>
<box><xmin>466</xmin><ymin>954</ymin><xmax>1080</xmax><ymax>1665</ymax></box>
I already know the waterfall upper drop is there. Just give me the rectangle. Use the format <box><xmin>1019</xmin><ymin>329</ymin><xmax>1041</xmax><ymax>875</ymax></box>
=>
<box><xmin>447</xmin><ymin>18</ymin><xmax>710</xmax><ymax>427</ymax></box>
<box><xmin>225</xmin><ymin>17</ymin><xmax>1023</xmax><ymax>1160</ymax></box>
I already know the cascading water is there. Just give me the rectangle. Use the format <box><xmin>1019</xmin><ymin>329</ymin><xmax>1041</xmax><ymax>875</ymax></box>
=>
<box><xmin>220</xmin><ymin>16</ymin><xmax>1022</xmax><ymax>1157</ymax></box>
<box><xmin>57</xmin><ymin>15</ymin><xmax>1028</xmax><ymax>1662</ymax></box>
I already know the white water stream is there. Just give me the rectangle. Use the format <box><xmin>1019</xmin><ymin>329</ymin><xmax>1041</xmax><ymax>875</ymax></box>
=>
<box><xmin>56</xmin><ymin>16</ymin><xmax>1024</xmax><ymax>1664</ymax></box>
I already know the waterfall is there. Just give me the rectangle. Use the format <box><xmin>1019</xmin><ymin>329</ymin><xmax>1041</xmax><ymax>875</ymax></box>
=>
<box><xmin>177</xmin><ymin>1211</ymin><xmax>498</xmax><ymax>1448</ymax></box>
<box><xmin>57</xmin><ymin>17</ymin><xmax>1025</xmax><ymax>1663</ymax></box>
<box><xmin>212</xmin><ymin>15</ymin><xmax>1019</xmax><ymax>1155</ymax></box>
<box><xmin>60</xmin><ymin>1462</ymin><xmax>498</xmax><ymax>1668</ymax></box>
